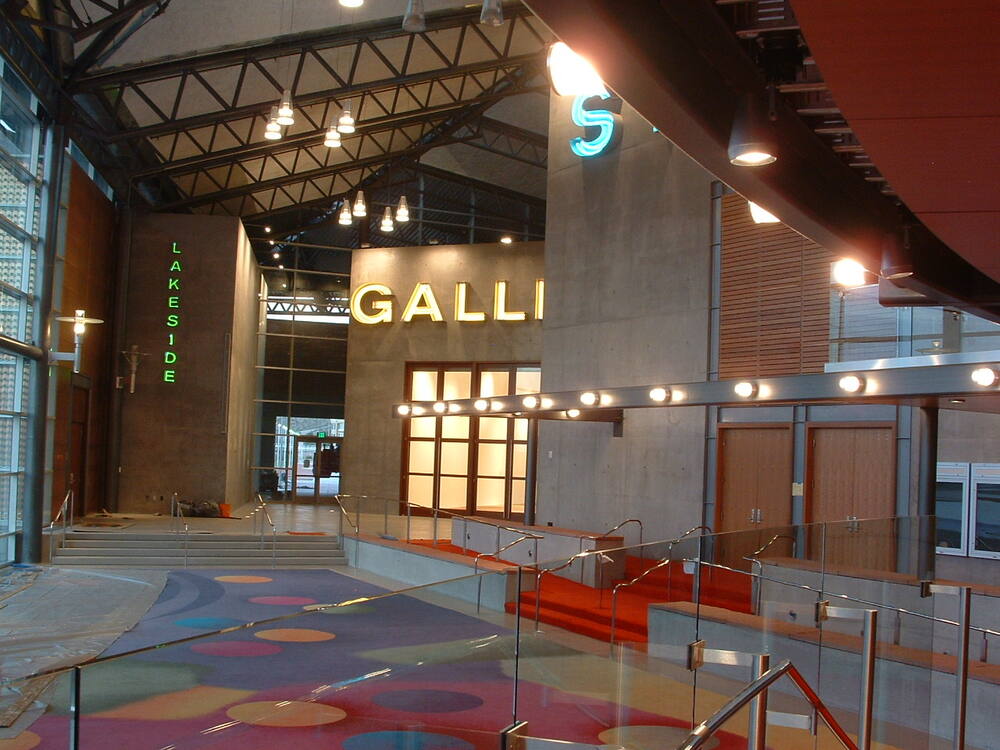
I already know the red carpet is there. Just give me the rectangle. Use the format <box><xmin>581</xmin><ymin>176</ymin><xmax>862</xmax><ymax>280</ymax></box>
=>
<box><xmin>505</xmin><ymin>557</ymin><xmax>753</xmax><ymax>643</ymax></box>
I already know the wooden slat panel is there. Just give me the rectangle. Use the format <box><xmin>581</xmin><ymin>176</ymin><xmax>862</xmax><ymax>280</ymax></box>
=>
<box><xmin>719</xmin><ymin>193</ymin><xmax>831</xmax><ymax>378</ymax></box>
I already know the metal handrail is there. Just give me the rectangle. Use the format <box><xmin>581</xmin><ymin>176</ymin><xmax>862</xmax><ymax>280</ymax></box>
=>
<box><xmin>678</xmin><ymin>658</ymin><xmax>859</xmax><ymax>750</ymax></box>
<box><xmin>48</xmin><ymin>488</ymin><xmax>74</xmax><ymax>561</ymax></box>
<box><xmin>253</xmin><ymin>493</ymin><xmax>277</xmax><ymax>569</ymax></box>
<box><xmin>49</xmin><ymin>488</ymin><xmax>73</xmax><ymax>529</ymax></box>
<box><xmin>596</xmin><ymin>518</ymin><xmax>644</xmax><ymax>561</ymax></box>
<box><xmin>533</xmin><ymin>548</ymin><xmax>614</xmax><ymax>630</ymax></box>
<box><xmin>609</xmin><ymin>524</ymin><xmax>711</xmax><ymax>644</ymax></box>
<box><xmin>743</xmin><ymin>533</ymin><xmax>797</xmax><ymax>614</ymax></box>
<box><xmin>473</xmin><ymin>533</ymin><xmax>542</xmax><ymax>574</ymax></box>
<box><xmin>332</xmin><ymin>495</ymin><xmax>360</xmax><ymax>535</ymax></box>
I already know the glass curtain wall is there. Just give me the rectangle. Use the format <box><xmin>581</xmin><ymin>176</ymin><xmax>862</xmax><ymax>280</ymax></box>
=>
<box><xmin>0</xmin><ymin>60</ymin><xmax>42</xmax><ymax>562</ymax></box>
<box><xmin>403</xmin><ymin>363</ymin><xmax>540</xmax><ymax>519</ymax></box>
<box><xmin>251</xmin><ymin>252</ymin><xmax>348</xmax><ymax>503</ymax></box>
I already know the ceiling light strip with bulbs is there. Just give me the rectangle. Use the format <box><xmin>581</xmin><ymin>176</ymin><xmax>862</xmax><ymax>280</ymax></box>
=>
<box><xmin>392</xmin><ymin>362</ymin><xmax>1000</xmax><ymax>418</ymax></box>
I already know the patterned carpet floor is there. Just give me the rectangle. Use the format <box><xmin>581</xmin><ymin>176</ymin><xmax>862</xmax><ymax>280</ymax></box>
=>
<box><xmin>3</xmin><ymin>569</ymin><xmax>749</xmax><ymax>749</ymax></box>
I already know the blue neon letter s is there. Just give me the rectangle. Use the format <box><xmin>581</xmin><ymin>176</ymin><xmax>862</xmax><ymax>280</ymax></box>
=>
<box><xmin>570</xmin><ymin>92</ymin><xmax>622</xmax><ymax>158</ymax></box>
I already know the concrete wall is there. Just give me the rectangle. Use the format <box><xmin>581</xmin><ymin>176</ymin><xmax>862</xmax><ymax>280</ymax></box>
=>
<box><xmin>535</xmin><ymin>95</ymin><xmax>714</xmax><ymax>544</ymax></box>
<box><xmin>118</xmin><ymin>213</ymin><xmax>256</xmax><ymax>512</ymax></box>
<box><xmin>224</xmin><ymin>224</ymin><xmax>259</xmax><ymax>505</ymax></box>
<box><xmin>342</xmin><ymin>242</ymin><xmax>544</xmax><ymax>499</ymax></box>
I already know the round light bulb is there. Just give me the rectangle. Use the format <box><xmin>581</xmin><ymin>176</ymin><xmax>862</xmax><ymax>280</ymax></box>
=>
<box><xmin>649</xmin><ymin>387</ymin><xmax>668</xmax><ymax>402</ymax></box>
<box><xmin>448</xmin><ymin>403</ymin><xmax>462</xmax><ymax>413</ymax></box>
<box><xmin>490</xmin><ymin>400</ymin><xmax>504</xmax><ymax>411</ymax></box>
<box><xmin>433</xmin><ymin>402</ymin><xmax>446</xmax><ymax>414</ymax></box>
<box><xmin>411</xmin><ymin>406</ymin><xmax>425</xmax><ymax>416</ymax></box>
<box><xmin>971</xmin><ymin>367</ymin><xmax>998</xmax><ymax>387</ymax></box>
<box><xmin>599</xmin><ymin>393</ymin><xmax>613</xmax><ymax>406</ymax></box>
<box><xmin>397</xmin><ymin>404</ymin><xmax>411</xmax><ymax>416</ymax></box>
<box><xmin>500</xmin><ymin>236</ymin><xmax>513</xmax><ymax>245</ymax></box>
<box><xmin>671</xmin><ymin>389</ymin><xmax>686</xmax><ymax>402</ymax></box>
<box><xmin>839</xmin><ymin>374</ymin><xmax>865</xmax><ymax>393</ymax></box>
<box><xmin>73</xmin><ymin>322</ymin><xmax>86</xmax><ymax>335</ymax></box>
<box><xmin>734</xmin><ymin>381</ymin><xmax>756</xmax><ymax>398</ymax></box>
<box><xmin>832</xmin><ymin>258</ymin><xmax>867</xmax><ymax>288</ymax></box>
<box><xmin>522</xmin><ymin>395</ymin><xmax>538</xmax><ymax>408</ymax></box>
<box><xmin>580</xmin><ymin>392</ymin><xmax>597</xmax><ymax>405</ymax></box>
<box><xmin>474</xmin><ymin>399</ymin><xmax>488</xmax><ymax>411</ymax></box>
<box><xmin>566</xmin><ymin>409</ymin><xmax>581</xmax><ymax>418</ymax></box>
<box><xmin>541</xmin><ymin>397</ymin><xmax>554</xmax><ymax>409</ymax></box>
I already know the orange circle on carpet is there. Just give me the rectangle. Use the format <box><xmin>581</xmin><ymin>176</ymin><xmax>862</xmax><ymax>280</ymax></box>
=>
<box><xmin>214</xmin><ymin>575</ymin><xmax>273</xmax><ymax>583</ymax></box>
<box><xmin>0</xmin><ymin>731</ymin><xmax>41</xmax><ymax>749</ymax></box>
<box><xmin>226</xmin><ymin>700</ymin><xmax>346</xmax><ymax>727</ymax></box>
<box><xmin>254</xmin><ymin>628</ymin><xmax>336</xmax><ymax>642</ymax></box>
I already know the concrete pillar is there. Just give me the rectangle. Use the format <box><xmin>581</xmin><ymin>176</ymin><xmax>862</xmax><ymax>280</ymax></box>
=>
<box><xmin>524</xmin><ymin>418</ymin><xmax>538</xmax><ymax>525</ymax></box>
<box><xmin>916</xmin><ymin>405</ymin><xmax>939</xmax><ymax>579</ymax></box>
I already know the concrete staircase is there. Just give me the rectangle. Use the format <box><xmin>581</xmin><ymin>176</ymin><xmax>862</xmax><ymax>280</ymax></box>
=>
<box><xmin>49</xmin><ymin>531</ymin><xmax>347</xmax><ymax>568</ymax></box>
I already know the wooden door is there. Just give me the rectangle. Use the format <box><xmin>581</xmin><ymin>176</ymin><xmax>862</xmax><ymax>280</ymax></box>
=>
<box><xmin>717</xmin><ymin>425</ymin><xmax>794</xmax><ymax>567</ymax></box>
<box><xmin>807</xmin><ymin>424</ymin><xmax>897</xmax><ymax>572</ymax></box>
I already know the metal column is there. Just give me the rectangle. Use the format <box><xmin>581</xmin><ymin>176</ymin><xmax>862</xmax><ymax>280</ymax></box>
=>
<box><xmin>916</xmin><ymin>406</ymin><xmax>939</xmax><ymax>580</ymax></box>
<box><xmin>24</xmin><ymin>121</ymin><xmax>67</xmax><ymax>563</ymax></box>
<box><xmin>523</xmin><ymin>417</ymin><xmax>538</xmax><ymax>525</ymax></box>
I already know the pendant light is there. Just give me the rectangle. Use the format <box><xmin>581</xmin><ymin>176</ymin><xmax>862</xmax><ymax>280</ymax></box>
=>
<box><xmin>395</xmin><ymin>195</ymin><xmax>410</xmax><ymax>222</ymax></box>
<box><xmin>264</xmin><ymin>106</ymin><xmax>282</xmax><ymax>140</ymax></box>
<box><xmin>337</xmin><ymin>102</ymin><xmax>356</xmax><ymax>134</ymax></box>
<box><xmin>276</xmin><ymin>89</ymin><xmax>295</xmax><ymax>126</ymax></box>
<box><xmin>402</xmin><ymin>0</ymin><xmax>426</xmax><ymax>32</ymax></box>
<box><xmin>338</xmin><ymin>201</ymin><xmax>353</xmax><ymax>225</ymax></box>
<box><xmin>480</xmin><ymin>0</ymin><xmax>503</xmax><ymax>26</ymax></box>
<box><xmin>380</xmin><ymin>206</ymin><xmax>394</xmax><ymax>232</ymax></box>
<box><xmin>728</xmin><ymin>91</ymin><xmax>777</xmax><ymax>166</ymax></box>
<box><xmin>353</xmin><ymin>190</ymin><xmax>367</xmax><ymax>217</ymax></box>
<box><xmin>324</xmin><ymin>125</ymin><xmax>342</xmax><ymax>148</ymax></box>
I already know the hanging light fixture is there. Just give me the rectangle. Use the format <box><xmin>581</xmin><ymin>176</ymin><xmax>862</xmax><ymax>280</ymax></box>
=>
<box><xmin>337</xmin><ymin>102</ymin><xmax>356</xmax><ymax>134</ymax></box>
<box><xmin>380</xmin><ymin>206</ymin><xmax>394</xmax><ymax>233</ymax></box>
<box><xmin>395</xmin><ymin>195</ymin><xmax>410</xmax><ymax>222</ymax></box>
<box><xmin>546</xmin><ymin>41</ymin><xmax>606</xmax><ymax>97</ymax></box>
<box><xmin>324</xmin><ymin>125</ymin><xmax>342</xmax><ymax>148</ymax></box>
<box><xmin>338</xmin><ymin>201</ymin><xmax>353</xmax><ymax>225</ymax></box>
<box><xmin>276</xmin><ymin>89</ymin><xmax>295</xmax><ymax>126</ymax></box>
<box><xmin>353</xmin><ymin>190</ymin><xmax>367</xmax><ymax>217</ymax></box>
<box><xmin>402</xmin><ymin>0</ymin><xmax>426</xmax><ymax>32</ymax></box>
<box><xmin>748</xmin><ymin>201</ymin><xmax>780</xmax><ymax>224</ymax></box>
<box><xmin>728</xmin><ymin>91</ymin><xmax>777</xmax><ymax>166</ymax></box>
<box><xmin>480</xmin><ymin>0</ymin><xmax>503</xmax><ymax>26</ymax></box>
<box><xmin>264</xmin><ymin>107</ymin><xmax>282</xmax><ymax>140</ymax></box>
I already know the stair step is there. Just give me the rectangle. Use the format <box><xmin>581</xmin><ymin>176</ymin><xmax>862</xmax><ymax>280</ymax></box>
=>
<box><xmin>54</xmin><ymin>547</ymin><xmax>343</xmax><ymax>558</ymax></box>
<box><xmin>51</xmin><ymin>555</ymin><xmax>348</xmax><ymax>567</ymax></box>
<box><xmin>509</xmin><ymin>601</ymin><xmax>645</xmax><ymax>642</ymax></box>
<box><xmin>63</xmin><ymin>539</ymin><xmax>340</xmax><ymax>550</ymax></box>
<box><xmin>60</xmin><ymin>531</ymin><xmax>337</xmax><ymax>543</ymax></box>
<box><xmin>517</xmin><ymin>594</ymin><xmax>648</xmax><ymax>634</ymax></box>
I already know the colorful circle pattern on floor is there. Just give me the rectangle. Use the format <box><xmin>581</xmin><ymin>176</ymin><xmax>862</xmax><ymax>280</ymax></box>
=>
<box><xmin>372</xmin><ymin>689</ymin><xmax>484</xmax><ymax>713</ymax></box>
<box><xmin>0</xmin><ymin>731</ymin><xmax>41</xmax><ymax>749</ymax></box>
<box><xmin>254</xmin><ymin>628</ymin><xmax>335</xmax><ymax>642</ymax></box>
<box><xmin>226</xmin><ymin>700</ymin><xmax>346</xmax><ymax>727</ymax></box>
<box><xmin>598</xmin><ymin>725</ymin><xmax>719</xmax><ymax>750</ymax></box>
<box><xmin>190</xmin><ymin>640</ymin><xmax>284</xmax><ymax>657</ymax></box>
<box><xmin>174</xmin><ymin>616</ymin><xmax>245</xmax><ymax>630</ymax></box>
<box><xmin>214</xmin><ymin>575</ymin><xmax>273</xmax><ymax>583</ymax></box>
<box><xmin>249</xmin><ymin>595</ymin><xmax>318</xmax><ymax>606</ymax></box>
<box><xmin>342</xmin><ymin>731</ymin><xmax>475</xmax><ymax>750</ymax></box>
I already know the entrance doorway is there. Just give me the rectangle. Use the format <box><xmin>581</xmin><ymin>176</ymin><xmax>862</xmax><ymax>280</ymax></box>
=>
<box><xmin>715</xmin><ymin>424</ymin><xmax>794</xmax><ymax>567</ymax></box>
<box><xmin>292</xmin><ymin>436</ymin><xmax>341</xmax><ymax>502</ymax></box>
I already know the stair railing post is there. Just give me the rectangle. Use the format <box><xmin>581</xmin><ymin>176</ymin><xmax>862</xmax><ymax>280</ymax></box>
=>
<box><xmin>406</xmin><ymin>501</ymin><xmax>412</xmax><ymax>542</ymax></box>
<box><xmin>747</xmin><ymin>653</ymin><xmax>770</xmax><ymax>750</ymax></box>
<box><xmin>954</xmin><ymin>587</ymin><xmax>971</xmax><ymax>750</ymax></box>
<box><xmin>69</xmin><ymin>666</ymin><xmax>81</xmax><ymax>750</ymax></box>
<box><xmin>859</xmin><ymin>609</ymin><xmax>878</xmax><ymax>750</ymax></box>
<box><xmin>512</xmin><ymin>566</ymin><xmax>523</xmax><ymax>723</ymax></box>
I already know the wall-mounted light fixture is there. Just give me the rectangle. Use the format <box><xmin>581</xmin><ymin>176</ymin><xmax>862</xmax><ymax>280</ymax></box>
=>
<box><xmin>523</xmin><ymin>395</ymin><xmax>538</xmax><ymax>408</ymax></box>
<box><xmin>748</xmin><ymin>201</ymin><xmax>780</xmax><ymax>224</ymax></box>
<box><xmin>546</xmin><ymin>41</ymin><xmax>606</xmax><ymax>97</ymax></box>
<box><xmin>649</xmin><ymin>386</ymin><xmax>669</xmax><ymax>402</ymax></box>
<box><xmin>580</xmin><ymin>391</ymin><xmax>597</xmax><ymax>405</ymax></box>
<box><xmin>971</xmin><ymin>367</ymin><xmax>998</xmax><ymax>387</ymax></box>
<box><xmin>838</xmin><ymin>374</ymin><xmax>866</xmax><ymax>393</ymax></box>
<box><xmin>832</xmin><ymin>258</ymin><xmax>868</xmax><ymax>288</ymax></box>
<box><xmin>53</xmin><ymin>309</ymin><xmax>104</xmax><ymax>373</ymax></box>
<box><xmin>733</xmin><ymin>381</ymin><xmax>757</xmax><ymax>398</ymax></box>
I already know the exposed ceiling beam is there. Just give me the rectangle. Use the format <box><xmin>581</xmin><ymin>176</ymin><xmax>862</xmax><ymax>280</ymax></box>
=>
<box><xmin>523</xmin><ymin>0</ymin><xmax>1000</xmax><ymax>322</ymax></box>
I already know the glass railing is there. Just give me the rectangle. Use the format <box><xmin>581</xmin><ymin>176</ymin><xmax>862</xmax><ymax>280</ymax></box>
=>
<box><xmin>4</xmin><ymin>515</ymin><xmax>993</xmax><ymax>749</ymax></box>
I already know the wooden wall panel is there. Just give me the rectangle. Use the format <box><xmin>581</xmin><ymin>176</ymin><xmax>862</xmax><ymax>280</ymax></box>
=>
<box><xmin>52</xmin><ymin>164</ymin><xmax>117</xmax><ymax>516</ymax></box>
<box><xmin>719</xmin><ymin>194</ymin><xmax>830</xmax><ymax>378</ymax></box>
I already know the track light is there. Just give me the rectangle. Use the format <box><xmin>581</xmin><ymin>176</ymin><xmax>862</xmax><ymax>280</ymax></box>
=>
<box><xmin>734</xmin><ymin>381</ymin><xmax>757</xmax><ymax>399</ymax></box>
<box><xmin>971</xmin><ymin>367</ymin><xmax>998</xmax><ymax>387</ymax></box>
<box><xmin>832</xmin><ymin>258</ymin><xmax>867</xmax><ymax>288</ymax></box>
<box><xmin>324</xmin><ymin>126</ymin><xmax>342</xmax><ymax>148</ymax></box>
<box><xmin>649</xmin><ymin>387</ymin><xmax>669</xmax><ymax>402</ymax></box>
<box><xmin>728</xmin><ymin>92</ymin><xmax>777</xmax><ymax>166</ymax></box>
<box><xmin>402</xmin><ymin>0</ymin><xmax>426</xmax><ymax>32</ymax></box>
<box><xmin>522</xmin><ymin>395</ymin><xmax>538</xmax><ymax>408</ymax></box>
<box><xmin>338</xmin><ymin>201</ymin><xmax>352</xmax><ymax>225</ymax></box>
<box><xmin>474</xmin><ymin>399</ymin><xmax>488</xmax><ymax>411</ymax></box>
<box><xmin>838</xmin><ymin>374</ymin><xmax>865</xmax><ymax>393</ymax></box>
<box><xmin>380</xmin><ymin>206</ymin><xmax>394</xmax><ymax>233</ymax></box>
<box><xmin>337</xmin><ymin>103</ymin><xmax>356</xmax><ymax>134</ymax></box>
<box><xmin>748</xmin><ymin>201</ymin><xmax>780</xmax><ymax>224</ymax></box>
<box><xmin>397</xmin><ymin>404</ymin><xmax>411</xmax><ymax>416</ymax></box>
<box><xmin>396</xmin><ymin>195</ymin><xmax>410</xmax><ymax>222</ymax></box>
<box><xmin>480</xmin><ymin>0</ymin><xmax>503</xmax><ymax>26</ymax></box>
<box><xmin>580</xmin><ymin>392</ymin><xmax>597</xmax><ymax>406</ymax></box>
<box><xmin>546</xmin><ymin>42</ymin><xmax>606</xmax><ymax>97</ymax></box>
<box><xmin>353</xmin><ymin>191</ymin><xmax>367</xmax><ymax>217</ymax></box>
<box><xmin>276</xmin><ymin>89</ymin><xmax>295</xmax><ymax>126</ymax></box>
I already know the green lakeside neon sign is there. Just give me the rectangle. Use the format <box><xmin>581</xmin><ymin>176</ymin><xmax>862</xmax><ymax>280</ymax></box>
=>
<box><xmin>163</xmin><ymin>241</ymin><xmax>182</xmax><ymax>382</ymax></box>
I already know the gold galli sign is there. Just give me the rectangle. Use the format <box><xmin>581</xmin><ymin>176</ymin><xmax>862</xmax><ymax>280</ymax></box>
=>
<box><xmin>350</xmin><ymin>280</ymin><xmax>544</xmax><ymax>324</ymax></box>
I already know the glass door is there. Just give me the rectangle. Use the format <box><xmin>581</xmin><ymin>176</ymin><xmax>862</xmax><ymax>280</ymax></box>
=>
<box><xmin>292</xmin><ymin>436</ymin><xmax>342</xmax><ymax>502</ymax></box>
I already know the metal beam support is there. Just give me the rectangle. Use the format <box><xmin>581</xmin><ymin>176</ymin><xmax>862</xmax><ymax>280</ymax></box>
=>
<box><xmin>916</xmin><ymin>405</ymin><xmax>939</xmax><ymax>580</ymax></box>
